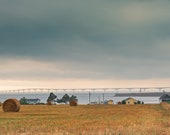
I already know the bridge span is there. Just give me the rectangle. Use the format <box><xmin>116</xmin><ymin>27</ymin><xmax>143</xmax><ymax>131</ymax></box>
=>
<box><xmin>0</xmin><ymin>87</ymin><xmax>170</xmax><ymax>94</ymax></box>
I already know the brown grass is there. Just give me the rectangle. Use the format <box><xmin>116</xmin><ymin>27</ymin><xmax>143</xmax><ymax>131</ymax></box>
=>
<box><xmin>0</xmin><ymin>103</ymin><xmax>170</xmax><ymax>134</ymax></box>
<box><xmin>2</xmin><ymin>98</ymin><xmax>20</xmax><ymax>112</ymax></box>
<box><xmin>69</xmin><ymin>100</ymin><xmax>78</xmax><ymax>106</ymax></box>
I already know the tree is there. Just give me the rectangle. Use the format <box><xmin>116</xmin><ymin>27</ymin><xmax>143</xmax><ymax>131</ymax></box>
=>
<box><xmin>137</xmin><ymin>100</ymin><xmax>141</xmax><ymax>104</ymax></box>
<box><xmin>20</xmin><ymin>97</ymin><xmax>28</xmax><ymax>105</ymax></box>
<box><xmin>47</xmin><ymin>92</ymin><xmax>57</xmax><ymax>102</ymax></box>
<box><xmin>122</xmin><ymin>100</ymin><xmax>126</xmax><ymax>104</ymax></box>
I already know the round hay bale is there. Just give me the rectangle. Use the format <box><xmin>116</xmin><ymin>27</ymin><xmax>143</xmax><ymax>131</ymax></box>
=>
<box><xmin>69</xmin><ymin>100</ymin><xmax>78</xmax><ymax>106</ymax></box>
<box><xmin>46</xmin><ymin>101</ymin><xmax>53</xmax><ymax>105</ymax></box>
<box><xmin>2</xmin><ymin>98</ymin><xmax>20</xmax><ymax>112</ymax></box>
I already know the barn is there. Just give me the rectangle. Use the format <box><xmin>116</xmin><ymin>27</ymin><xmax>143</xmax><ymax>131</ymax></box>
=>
<box><xmin>159</xmin><ymin>94</ymin><xmax>170</xmax><ymax>102</ymax></box>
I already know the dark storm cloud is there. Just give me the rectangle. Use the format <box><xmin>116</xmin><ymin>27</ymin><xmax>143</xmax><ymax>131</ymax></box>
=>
<box><xmin>1</xmin><ymin>0</ymin><xmax>170</xmax><ymax>80</ymax></box>
<box><xmin>0</xmin><ymin>1</ymin><xmax>115</xmax><ymax>59</ymax></box>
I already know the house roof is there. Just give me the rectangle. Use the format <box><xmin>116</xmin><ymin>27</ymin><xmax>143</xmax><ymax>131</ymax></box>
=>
<box><xmin>159</xmin><ymin>94</ymin><xmax>170</xmax><ymax>99</ymax></box>
<box><xmin>26</xmin><ymin>98</ymin><xmax>40</xmax><ymax>102</ymax></box>
<box><xmin>123</xmin><ymin>97</ymin><xmax>137</xmax><ymax>101</ymax></box>
<box><xmin>108</xmin><ymin>100</ymin><xmax>113</xmax><ymax>102</ymax></box>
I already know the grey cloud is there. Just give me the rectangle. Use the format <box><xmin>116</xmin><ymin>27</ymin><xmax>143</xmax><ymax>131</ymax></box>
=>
<box><xmin>0</xmin><ymin>1</ymin><xmax>170</xmax><ymax>80</ymax></box>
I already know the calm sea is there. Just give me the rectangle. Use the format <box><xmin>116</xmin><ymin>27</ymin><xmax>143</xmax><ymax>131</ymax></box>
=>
<box><xmin>0</xmin><ymin>92</ymin><xmax>160</xmax><ymax>104</ymax></box>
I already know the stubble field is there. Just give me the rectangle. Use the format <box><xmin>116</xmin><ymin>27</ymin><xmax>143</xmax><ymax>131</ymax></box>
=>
<box><xmin>0</xmin><ymin>103</ymin><xmax>170</xmax><ymax>135</ymax></box>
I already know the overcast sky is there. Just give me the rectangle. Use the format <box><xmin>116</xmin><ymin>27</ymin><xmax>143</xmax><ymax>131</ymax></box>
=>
<box><xmin>1</xmin><ymin>1</ymin><xmax>170</xmax><ymax>90</ymax></box>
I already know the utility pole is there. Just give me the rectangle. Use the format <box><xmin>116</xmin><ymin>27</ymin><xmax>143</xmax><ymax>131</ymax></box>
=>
<box><xmin>98</xmin><ymin>96</ymin><xmax>100</xmax><ymax>104</ymax></box>
<box><xmin>103</xmin><ymin>89</ymin><xmax>106</xmax><ymax>104</ymax></box>
<box><xmin>103</xmin><ymin>93</ymin><xmax>105</xmax><ymax>104</ymax></box>
<box><xmin>89</xmin><ymin>92</ymin><xmax>91</xmax><ymax>104</ymax></box>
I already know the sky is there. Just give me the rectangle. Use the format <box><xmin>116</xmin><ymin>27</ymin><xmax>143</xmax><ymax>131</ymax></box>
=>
<box><xmin>0</xmin><ymin>0</ymin><xmax>170</xmax><ymax>90</ymax></box>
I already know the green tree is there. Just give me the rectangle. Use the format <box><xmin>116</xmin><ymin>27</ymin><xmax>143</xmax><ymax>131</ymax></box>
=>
<box><xmin>122</xmin><ymin>100</ymin><xmax>126</xmax><ymax>104</ymax></box>
<box><xmin>137</xmin><ymin>100</ymin><xmax>141</xmax><ymax>104</ymax></box>
<box><xmin>20</xmin><ymin>97</ymin><xmax>28</xmax><ymax>105</ymax></box>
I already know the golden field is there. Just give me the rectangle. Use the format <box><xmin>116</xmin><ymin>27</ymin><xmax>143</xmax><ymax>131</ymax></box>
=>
<box><xmin>0</xmin><ymin>103</ymin><xmax>170</xmax><ymax>135</ymax></box>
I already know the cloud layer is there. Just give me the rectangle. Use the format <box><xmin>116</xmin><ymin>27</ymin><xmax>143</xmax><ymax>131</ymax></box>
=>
<box><xmin>0</xmin><ymin>1</ymin><xmax>170</xmax><ymax>89</ymax></box>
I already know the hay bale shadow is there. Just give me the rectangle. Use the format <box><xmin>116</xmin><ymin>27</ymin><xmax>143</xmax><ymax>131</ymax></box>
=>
<box><xmin>2</xmin><ymin>98</ymin><xmax>20</xmax><ymax>112</ymax></box>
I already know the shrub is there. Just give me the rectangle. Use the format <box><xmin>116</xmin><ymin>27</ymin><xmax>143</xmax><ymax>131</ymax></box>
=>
<box><xmin>20</xmin><ymin>97</ymin><xmax>28</xmax><ymax>105</ymax></box>
<box><xmin>118</xmin><ymin>101</ymin><xmax>122</xmax><ymax>104</ymax></box>
<box><xmin>122</xmin><ymin>100</ymin><xmax>126</xmax><ymax>104</ymax></box>
<box><xmin>137</xmin><ymin>101</ymin><xmax>141</xmax><ymax>104</ymax></box>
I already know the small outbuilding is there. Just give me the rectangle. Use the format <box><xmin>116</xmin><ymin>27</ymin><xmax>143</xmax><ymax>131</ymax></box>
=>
<box><xmin>159</xmin><ymin>93</ymin><xmax>170</xmax><ymax>102</ymax></box>
<box><xmin>26</xmin><ymin>98</ymin><xmax>40</xmax><ymax>104</ymax></box>
<box><xmin>107</xmin><ymin>100</ymin><xmax>114</xmax><ymax>105</ymax></box>
<box><xmin>122</xmin><ymin>97</ymin><xmax>138</xmax><ymax>104</ymax></box>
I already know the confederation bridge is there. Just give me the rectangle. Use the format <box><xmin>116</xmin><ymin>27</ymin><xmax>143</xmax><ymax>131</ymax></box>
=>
<box><xmin>0</xmin><ymin>87</ymin><xmax>170</xmax><ymax>97</ymax></box>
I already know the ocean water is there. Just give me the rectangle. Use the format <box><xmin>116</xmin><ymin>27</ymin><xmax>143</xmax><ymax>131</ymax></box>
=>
<box><xmin>0</xmin><ymin>92</ymin><xmax>161</xmax><ymax>104</ymax></box>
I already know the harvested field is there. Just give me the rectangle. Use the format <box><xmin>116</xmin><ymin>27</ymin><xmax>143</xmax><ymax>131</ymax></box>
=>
<box><xmin>0</xmin><ymin>103</ymin><xmax>170</xmax><ymax>135</ymax></box>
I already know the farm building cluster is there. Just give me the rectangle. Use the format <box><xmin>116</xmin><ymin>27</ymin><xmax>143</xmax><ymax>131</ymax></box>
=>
<box><xmin>91</xmin><ymin>93</ymin><xmax>170</xmax><ymax>105</ymax></box>
<box><xmin>1</xmin><ymin>92</ymin><xmax>170</xmax><ymax>113</ymax></box>
<box><xmin>0</xmin><ymin>93</ymin><xmax>170</xmax><ymax>107</ymax></box>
